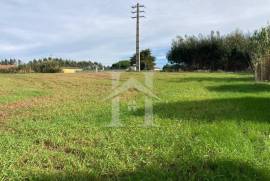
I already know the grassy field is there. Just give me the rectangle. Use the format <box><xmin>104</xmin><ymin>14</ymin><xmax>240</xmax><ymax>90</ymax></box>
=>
<box><xmin>0</xmin><ymin>72</ymin><xmax>270</xmax><ymax>180</ymax></box>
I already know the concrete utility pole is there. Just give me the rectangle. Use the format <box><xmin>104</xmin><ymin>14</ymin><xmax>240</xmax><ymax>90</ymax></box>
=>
<box><xmin>132</xmin><ymin>3</ymin><xmax>145</xmax><ymax>72</ymax></box>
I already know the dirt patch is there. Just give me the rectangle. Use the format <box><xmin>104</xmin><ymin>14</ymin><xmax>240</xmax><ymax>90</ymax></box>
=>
<box><xmin>82</xmin><ymin>72</ymin><xmax>113</xmax><ymax>80</ymax></box>
<box><xmin>0</xmin><ymin>96</ymin><xmax>53</xmax><ymax>122</ymax></box>
<box><xmin>0</xmin><ymin>96</ymin><xmax>51</xmax><ymax>110</ymax></box>
<box><xmin>43</xmin><ymin>140</ymin><xmax>60</xmax><ymax>151</ymax></box>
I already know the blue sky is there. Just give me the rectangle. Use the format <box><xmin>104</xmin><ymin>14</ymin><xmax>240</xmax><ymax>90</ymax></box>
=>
<box><xmin>1</xmin><ymin>0</ymin><xmax>270</xmax><ymax>67</ymax></box>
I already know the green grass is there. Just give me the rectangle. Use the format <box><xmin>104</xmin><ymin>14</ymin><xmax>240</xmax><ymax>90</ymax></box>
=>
<box><xmin>0</xmin><ymin>72</ymin><xmax>270</xmax><ymax>180</ymax></box>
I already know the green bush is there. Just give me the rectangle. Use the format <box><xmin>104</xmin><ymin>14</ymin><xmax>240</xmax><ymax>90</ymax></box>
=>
<box><xmin>162</xmin><ymin>64</ymin><xmax>185</xmax><ymax>72</ymax></box>
<box><xmin>112</xmin><ymin>60</ymin><xmax>130</xmax><ymax>70</ymax></box>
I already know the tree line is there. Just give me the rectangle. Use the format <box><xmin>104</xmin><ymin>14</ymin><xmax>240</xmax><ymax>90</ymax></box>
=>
<box><xmin>0</xmin><ymin>59</ymin><xmax>22</xmax><ymax>65</ymax></box>
<box><xmin>166</xmin><ymin>25</ymin><xmax>270</xmax><ymax>72</ymax></box>
<box><xmin>0</xmin><ymin>57</ymin><xmax>104</xmax><ymax>73</ymax></box>
<box><xmin>166</xmin><ymin>30</ymin><xmax>253</xmax><ymax>71</ymax></box>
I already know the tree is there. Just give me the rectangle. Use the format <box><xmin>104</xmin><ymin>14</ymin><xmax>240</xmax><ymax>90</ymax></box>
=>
<box><xmin>111</xmin><ymin>60</ymin><xmax>130</xmax><ymax>70</ymax></box>
<box><xmin>130</xmin><ymin>49</ymin><xmax>156</xmax><ymax>70</ymax></box>
<box><xmin>250</xmin><ymin>25</ymin><xmax>270</xmax><ymax>81</ymax></box>
<box><xmin>224</xmin><ymin>30</ymin><xmax>252</xmax><ymax>71</ymax></box>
